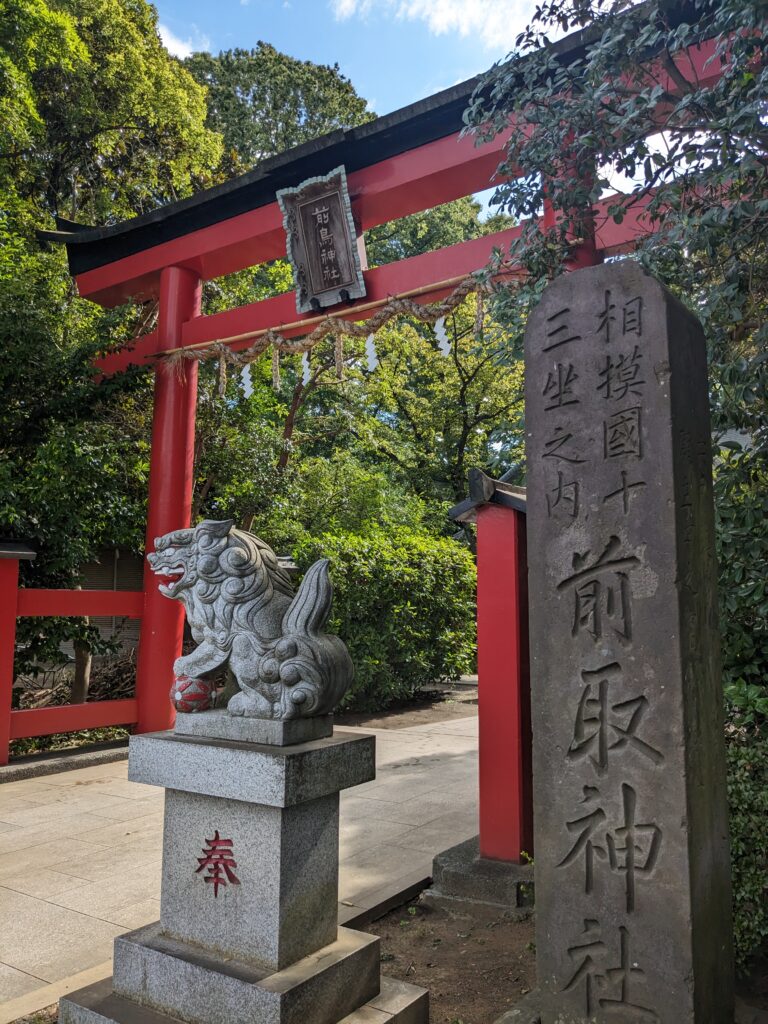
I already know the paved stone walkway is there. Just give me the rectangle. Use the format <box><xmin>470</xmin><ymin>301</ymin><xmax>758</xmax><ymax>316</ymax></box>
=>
<box><xmin>0</xmin><ymin>716</ymin><xmax>477</xmax><ymax>1014</ymax></box>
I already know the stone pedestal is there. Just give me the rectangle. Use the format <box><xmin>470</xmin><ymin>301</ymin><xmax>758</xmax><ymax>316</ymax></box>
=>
<box><xmin>423</xmin><ymin>836</ymin><xmax>534</xmax><ymax>917</ymax></box>
<box><xmin>59</xmin><ymin>724</ymin><xmax>428</xmax><ymax>1024</ymax></box>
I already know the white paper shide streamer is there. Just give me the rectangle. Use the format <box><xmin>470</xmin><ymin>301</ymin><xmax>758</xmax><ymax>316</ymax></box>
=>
<box><xmin>240</xmin><ymin>364</ymin><xmax>253</xmax><ymax>398</ymax></box>
<box><xmin>434</xmin><ymin>317</ymin><xmax>451</xmax><ymax>356</ymax></box>
<box><xmin>301</xmin><ymin>351</ymin><xmax>311</xmax><ymax>386</ymax></box>
<box><xmin>365</xmin><ymin>334</ymin><xmax>379</xmax><ymax>372</ymax></box>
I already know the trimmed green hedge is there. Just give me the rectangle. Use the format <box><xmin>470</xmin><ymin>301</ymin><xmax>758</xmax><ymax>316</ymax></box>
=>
<box><xmin>294</xmin><ymin>528</ymin><xmax>476</xmax><ymax>711</ymax></box>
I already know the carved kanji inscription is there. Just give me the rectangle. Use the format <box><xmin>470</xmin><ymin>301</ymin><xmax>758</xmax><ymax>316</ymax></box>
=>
<box><xmin>565</xmin><ymin>921</ymin><xmax>659</xmax><ymax>1021</ymax></box>
<box><xmin>568</xmin><ymin>662</ymin><xmax>664</xmax><ymax>772</ymax></box>
<box><xmin>196</xmin><ymin>831</ymin><xmax>241</xmax><ymax>897</ymax></box>
<box><xmin>557</xmin><ymin>537</ymin><xmax>639</xmax><ymax>643</ymax></box>
<box><xmin>525</xmin><ymin>262</ymin><xmax>733</xmax><ymax>1024</ymax></box>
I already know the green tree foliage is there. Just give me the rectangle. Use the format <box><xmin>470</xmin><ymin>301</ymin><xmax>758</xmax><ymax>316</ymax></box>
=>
<box><xmin>359</xmin><ymin>298</ymin><xmax>525</xmax><ymax>502</ymax></box>
<box><xmin>0</xmin><ymin>0</ymin><xmax>222</xmax><ymax>677</ymax></box>
<box><xmin>184</xmin><ymin>44</ymin><xmax>373</xmax><ymax>172</ymax></box>
<box><xmin>192</xmin><ymin>359</ymin><xmax>286</xmax><ymax>530</ymax></box>
<box><xmin>294</xmin><ymin>530</ymin><xmax>477</xmax><ymax>710</ymax></box>
<box><xmin>255</xmin><ymin>451</ymin><xmax>435</xmax><ymax>554</ymax></box>
<box><xmin>0</xmin><ymin>232</ymin><xmax>149</xmax><ymax>575</ymax></box>
<box><xmin>0</xmin><ymin>0</ymin><xmax>87</xmax><ymax>163</ymax></box>
<box><xmin>2</xmin><ymin>0</ymin><xmax>221</xmax><ymax>220</ymax></box>
<box><xmin>219</xmin><ymin>294</ymin><xmax>525</xmax><ymax>520</ymax></box>
<box><xmin>0</xmin><ymin>216</ymin><xmax>153</xmax><ymax>673</ymax></box>
<box><xmin>365</xmin><ymin>195</ymin><xmax>511</xmax><ymax>266</ymax></box>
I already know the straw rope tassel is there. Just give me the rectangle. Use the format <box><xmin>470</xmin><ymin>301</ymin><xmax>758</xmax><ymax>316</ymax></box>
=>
<box><xmin>334</xmin><ymin>335</ymin><xmax>344</xmax><ymax>379</ymax></box>
<box><xmin>218</xmin><ymin>354</ymin><xmax>228</xmax><ymax>397</ymax></box>
<box><xmin>160</xmin><ymin>273</ymin><xmax>523</xmax><ymax>372</ymax></box>
<box><xmin>474</xmin><ymin>289</ymin><xmax>485</xmax><ymax>338</ymax></box>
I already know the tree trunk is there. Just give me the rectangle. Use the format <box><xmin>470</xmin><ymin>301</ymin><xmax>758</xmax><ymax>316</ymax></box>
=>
<box><xmin>277</xmin><ymin>381</ymin><xmax>305</xmax><ymax>471</ymax></box>
<box><xmin>72</xmin><ymin>638</ymin><xmax>92</xmax><ymax>704</ymax></box>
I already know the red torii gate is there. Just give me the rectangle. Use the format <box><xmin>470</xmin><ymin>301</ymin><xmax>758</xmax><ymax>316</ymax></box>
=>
<box><xmin>1</xmin><ymin>19</ymin><xmax>722</xmax><ymax>862</ymax></box>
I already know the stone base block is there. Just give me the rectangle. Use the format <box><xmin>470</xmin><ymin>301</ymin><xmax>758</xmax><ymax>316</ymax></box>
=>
<box><xmin>175</xmin><ymin>710</ymin><xmax>333</xmax><ymax>746</ymax></box>
<box><xmin>128</xmin><ymin>730</ymin><xmax>375</xmax><ymax>806</ymax></box>
<box><xmin>339</xmin><ymin>977</ymin><xmax>429</xmax><ymax>1022</ymax></box>
<box><xmin>106</xmin><ymin>922</ymin><xmax>378</xmax><ymax>1024</ymax></box>
<box><xmin>60</xmin><ymin>971</ymin><xmax>426</xmax><ymax>1024</ymax></box>
<box><xmin>424</xmin><ymin>836</ymin><xmax>534</xmax><ymax>914</ymax></box>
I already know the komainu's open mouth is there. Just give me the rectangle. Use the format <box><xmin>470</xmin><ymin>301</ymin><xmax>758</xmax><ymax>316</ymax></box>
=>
<box><xmin>156</xmin><ymin>566</ymin><xmax>185</xmax><ymax>597</ymax></box>
<box><xmin>147</xmin><ymin>551</ymin><xmax>187</xmax><ymax>597</ymax></box>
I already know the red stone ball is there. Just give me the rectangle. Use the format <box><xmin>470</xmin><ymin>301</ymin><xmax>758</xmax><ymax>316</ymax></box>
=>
<box><xmin>171</xmin><ymin>676</ymin><xmax>213</xmax><ymax>713</ymax></box>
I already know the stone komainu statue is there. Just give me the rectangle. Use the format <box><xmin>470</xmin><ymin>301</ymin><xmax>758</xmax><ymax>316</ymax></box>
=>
<box><xmin>147</xmin><ymin>520</ymin><xmax>353</xmax><ymax>720</ymax></box>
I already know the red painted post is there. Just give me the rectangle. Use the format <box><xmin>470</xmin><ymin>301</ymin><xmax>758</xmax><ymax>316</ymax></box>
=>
<box><xmin>476</xmin><ymin>503</ymin><xmax>533</xmax><ymax>862</ymax></box>
<box><xmin>134</xmin><ymin>266</ymin><xmax>201</xmax><ymax>735</ymax></box>
<box><xmin>0</xmin><ymin>559</ymin><xmax>21</xmax><ymax>766</ymax></box>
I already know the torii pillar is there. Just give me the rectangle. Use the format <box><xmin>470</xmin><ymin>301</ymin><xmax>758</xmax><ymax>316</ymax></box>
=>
<box><xmin>425</xmin><ymin>469</ymin><xmax>534</xmax><ymax>913</ymax></box>
<box><xmin>134</xmin><ymin>266</ymin><xmax>201</xmax><ymax>734</ymax></box>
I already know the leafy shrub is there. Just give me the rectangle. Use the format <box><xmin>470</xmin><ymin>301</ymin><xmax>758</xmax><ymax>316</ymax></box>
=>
<box><xmin>293</xmin><ymin>528</ymin><xmax>476</xmax><ymax>711</ymax></box>
<box><xmin>253</xmin><ymin>453</ymin><xmax>439</xmax><ymax>554</ymax></box>
<box><xmin>726</xmin><ymin>726</ymin><xmax>768</xmax><ymax>969</ymax></box>
<box><xmin>716</xmin><ymin>443</ymin><xmax>768</xmax><ymax>969</ymax></box>
<box><xmin>715</xmin><ymin>450</ymin><xmax>768</xmax><ymax>726</ymax></box>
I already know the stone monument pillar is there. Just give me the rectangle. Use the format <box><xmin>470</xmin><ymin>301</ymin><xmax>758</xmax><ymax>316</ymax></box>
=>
<box><xmin>501</xmin><ymin>262</ymin><xmax>733</xmax><ymax>1024</ymax></box>
<box><xmin>59</xmin><ymin>521</ymin><xmax>428</xmax><ymax>1024</ymax></box>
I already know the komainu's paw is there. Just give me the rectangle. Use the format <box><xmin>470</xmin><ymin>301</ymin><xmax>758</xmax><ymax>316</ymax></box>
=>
<box><xmin>227</xmin><ymin>689</ymin><xmax>273</xmax><ymax>719</ymax></box>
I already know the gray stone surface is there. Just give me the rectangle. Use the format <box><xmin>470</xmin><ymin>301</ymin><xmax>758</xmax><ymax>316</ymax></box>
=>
<box><xmin>147</xmin><ymin>520</ymin><xmax>354</xmax><ymax>719</ymax></box>
<box><xmin>524</xmin><ymin>262</ymin><xmax>733</xmax><ymax>1023</ymax></box>
<box><xmin>60</xmin><ymin>978</ymin><xmax>183</xmax><ymax>1024</ymax></box>
<box><xmin>60</xmin><ymin>973</ymin><xmax>428</xmax><ymax>1024</ymax></box>
<box><xmin>111</xmin><ymin>922</ymin><xmax>379</xmax><ymax>1024</ymax></box>
<box><xmin>426</xmin><ymin>835</ymin><xmax>533</xmax><ymax>912</ymax></box>
<box><xmin>174</xmin><ymin>709</ymin><xmax>333</xmax><ymax>745</ymax></box>
<box><xmin>340</xmin><ymin>977</ymin><xmax>429</xmax><ymax>1023</ymax></box>
<box><xmin>128</xmin><ymin>730</ymin><xmax>375</xmax><ymax>806</ymax></box>
<box><xmin>0</xmin><ymin>743</ymin><xmax>128</xmax><ymax>783</ymax></box>
<box><xmin>158</xmin><ymin>788</ymin><xmax>338</xmax><ymax>967</ymax></box>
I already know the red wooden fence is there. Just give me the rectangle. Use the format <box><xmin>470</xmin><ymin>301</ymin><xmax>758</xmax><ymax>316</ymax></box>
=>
<box><xmin>0</xmin><ymin>552</ymin><xmax>142</xmax><ymax>766</ymax></box>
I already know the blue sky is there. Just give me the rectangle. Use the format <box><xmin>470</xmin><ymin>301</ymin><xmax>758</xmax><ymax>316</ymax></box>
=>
<box><xmin>154</xmin><ymin>0</ymin><xmax>539</xmax><ymax>117</ymax></box>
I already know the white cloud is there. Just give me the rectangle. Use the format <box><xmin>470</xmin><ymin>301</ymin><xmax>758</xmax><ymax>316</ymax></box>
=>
<box><xmin>330</xmin><ymin>0</ymin><xmax>537</xmax><ymax>50</ymax></box>
<box><xmin>334</xmin><ymin>0</ymin><xmax>372</xmax><ymax>16</ymax></box>
<box><xmin>158</xmin><ymin>23</ymin><xmax>211</xmax><ymax>58</ymax></box>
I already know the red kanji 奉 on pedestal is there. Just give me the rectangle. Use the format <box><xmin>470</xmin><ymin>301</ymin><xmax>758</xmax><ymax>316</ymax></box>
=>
<box><xmin>196</xmin><ymin>831</ymin><xmax>240</xmax><ymax>897</ymax></box>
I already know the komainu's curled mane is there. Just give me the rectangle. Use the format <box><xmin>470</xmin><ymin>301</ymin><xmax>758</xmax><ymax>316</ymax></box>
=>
<box><xmin>148</xmin><ymin>520</ymin><xmax>353</xmax><ymax>720</ymax></box>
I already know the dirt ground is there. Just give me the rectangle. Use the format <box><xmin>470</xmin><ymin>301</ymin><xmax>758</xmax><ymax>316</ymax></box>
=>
<box><xmin>336</xmin><ymin>680</ymin><xmax>478</xmax><ymax>731</ymax></box>
<box><xmin>367</xmin><ymin>897</ymin><xmax>768</xmax><ymax>1024</ymax></box>
<box><xmin>369</xmin><ymin>897</ymin><xmax>536</xmax><ymax>1024</ymax></box>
